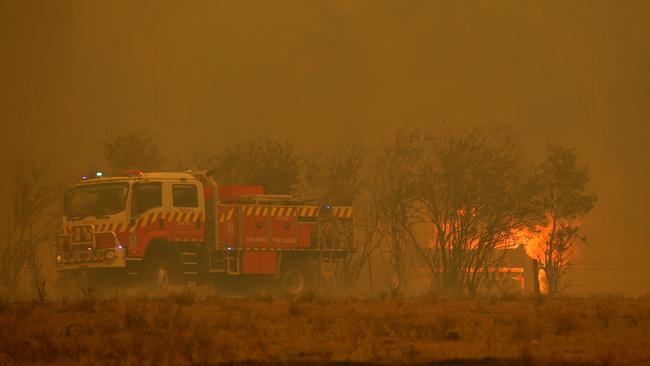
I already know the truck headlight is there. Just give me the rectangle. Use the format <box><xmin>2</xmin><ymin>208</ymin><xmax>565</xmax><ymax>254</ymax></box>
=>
<box><xmin>104</xmin><ymin>249</ymin><xmax>115</xmax><ymax>260</ymax></box>
<box><xmin>55</xmin><ymin>254</ymin><xmax>63</xmax><ymax>264</ymax></box>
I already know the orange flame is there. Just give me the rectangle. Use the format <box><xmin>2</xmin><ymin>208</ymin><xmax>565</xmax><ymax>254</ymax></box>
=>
<box><xmin>537</xmin><ymin>268</ymin><xmax>549</xmax><ymax>295</ymax></box>
<box><xmin>509</xmin><ymin>216</ymin><xmax>585</xmax><ymax>295</ymax></box>
<box><xmin>513</xmin><ymin>214</ymin><xmax>581</xmax><ymax>266</ymax></box>
<box><xmin>513</xmin><ymin>223</ymin><xmax>552</xmax><ymax>260</ymax></box>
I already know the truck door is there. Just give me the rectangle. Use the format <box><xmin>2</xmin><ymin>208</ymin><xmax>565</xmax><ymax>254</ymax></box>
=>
<box><xmin>167</xmin><ymin>182</ymin><xmax>204</xmax><ymax>242</ymax></box>
<box><xmin>129</xmin><ymin>182</ymin><xmax>163</xmax><ymax>257</ymax></box>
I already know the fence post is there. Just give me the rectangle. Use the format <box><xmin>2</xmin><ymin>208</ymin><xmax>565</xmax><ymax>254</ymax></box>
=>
<box><xmin>532</xmin><ymin>259</ymin><xmax>540</xmax><ymax>298</ymax></box>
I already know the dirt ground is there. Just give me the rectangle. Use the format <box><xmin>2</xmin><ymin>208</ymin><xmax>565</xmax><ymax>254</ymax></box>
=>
<box><xmin>0</xmin><ymin>289</ymin><xmax>649</xmax><ymax>365</ymax></box>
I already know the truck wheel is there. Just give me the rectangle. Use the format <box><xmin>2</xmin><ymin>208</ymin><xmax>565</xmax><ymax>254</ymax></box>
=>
<box><xmin>281</xmin><ymin>262</ymin><xmax>314</xmax><ymax>296</ymax></box>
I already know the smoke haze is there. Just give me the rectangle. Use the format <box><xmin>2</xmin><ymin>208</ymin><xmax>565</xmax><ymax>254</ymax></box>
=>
<box><xmin>1</xmin><ymin>0</ymin><xmax>649</xmax><ymax>294</ymax></box>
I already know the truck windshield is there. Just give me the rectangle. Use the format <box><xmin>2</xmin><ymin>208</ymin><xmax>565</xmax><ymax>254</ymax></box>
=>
<box><xmin>65</xmin><ymin>183</ymin><xmax>129</xmax><ymax>218</ymax></box>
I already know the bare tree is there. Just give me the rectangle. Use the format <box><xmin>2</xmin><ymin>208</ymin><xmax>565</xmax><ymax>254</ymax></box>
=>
<box><xmin>299</xmin><ymin>142</ymin><xmax>376</xmax><ymax>290</ymax></box>
<box><xmin>416</xmin><ymin>124</ymin><xmax>538</xmax><ymax>296</ymax></box>
<box><xmin>0</xmin><ymin>153</ymin><xmax>61</xmax><ymax>298</ymax></box>
<box><xmin>202</xmin><ymin>137</ymin><xmax>300</xmax><ymax>194</ymax></box>
<box><xmin>102</xmin><ymin>131</ymin><xmax>163</xmax><ymax>173</ymax></box>
<box><xmin>338</xmin><ymin>187</ymin><xmax>383</xmax><ymax>290</ymax></box>
<box><xmin>373</xmin><ymin>127</ymin><xmax>425</xmax><ymax>294</ymax></box>
<box><xmin>532</xmin><ymin>145</ymin><xmax>596</xmax><ymax>295</ymax></box>
<box><xmin>301</xmin><ymin>142</ymin><xmax>366</xmax><ymax>205</ymax></box>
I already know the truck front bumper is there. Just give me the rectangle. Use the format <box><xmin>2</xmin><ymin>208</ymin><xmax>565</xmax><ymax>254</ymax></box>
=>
<box><xmin>55</xmin><ymin>247</ymin><xmax>127</xmax><ymax>271</ymax></box>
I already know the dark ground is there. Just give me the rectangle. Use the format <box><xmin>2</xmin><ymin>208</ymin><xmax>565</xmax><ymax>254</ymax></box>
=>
<box><xmin>1</xmin><ymin>288</ymin><xmax>649</xmax><ymax>365</ymax></box>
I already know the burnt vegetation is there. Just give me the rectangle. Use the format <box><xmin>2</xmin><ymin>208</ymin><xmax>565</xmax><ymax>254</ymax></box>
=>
<box><xmin>0</xmin><ymin>292</ymin><xmax>648</xmax><ymax>365</ymax></box>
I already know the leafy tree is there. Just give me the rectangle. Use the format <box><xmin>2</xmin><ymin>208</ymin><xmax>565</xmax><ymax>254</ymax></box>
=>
<box><xmin>415</xmin><ymin>123</ymin><xmax>539</xmax><ymax>296</ymax></box>
<box><xmin>101</xmin><ymin>131</ymin><xmax>163</xmax><ymax>173</ymax></box>
<box><xmin>533</xmin><ymin>145</ymin><xmax>597</xmax><ymax>295</ymax></box>
<box><xmin>204</xmin><ymin>138</ymin><xmax>300</xmax><ymax>194</ymax></box>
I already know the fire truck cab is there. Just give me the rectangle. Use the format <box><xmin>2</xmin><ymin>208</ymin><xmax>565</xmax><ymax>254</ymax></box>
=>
<box><xmin>55</xmin><ymin>170</ymin><xmax>355</xmax><ymax>294</ymax></box>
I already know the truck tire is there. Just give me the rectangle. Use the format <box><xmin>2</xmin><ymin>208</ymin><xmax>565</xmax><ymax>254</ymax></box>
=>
<box><xmin>281</xmin><ymin>261</ymin><xmax>315</xmax><ymax>296</ymax></box>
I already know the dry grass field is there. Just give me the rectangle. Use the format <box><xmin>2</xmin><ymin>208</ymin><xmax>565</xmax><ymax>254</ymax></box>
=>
<box><xmin>0</xmin><ymin>289</ymin><xmax>649</xmax><ymax>365</ymax></box>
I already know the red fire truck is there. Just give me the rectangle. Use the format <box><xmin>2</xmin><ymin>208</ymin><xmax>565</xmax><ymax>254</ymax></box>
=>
<box><xmin>54</xmin><ymin>170</ymin><xmax>355</xmax><ymax>294</ymax></box>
